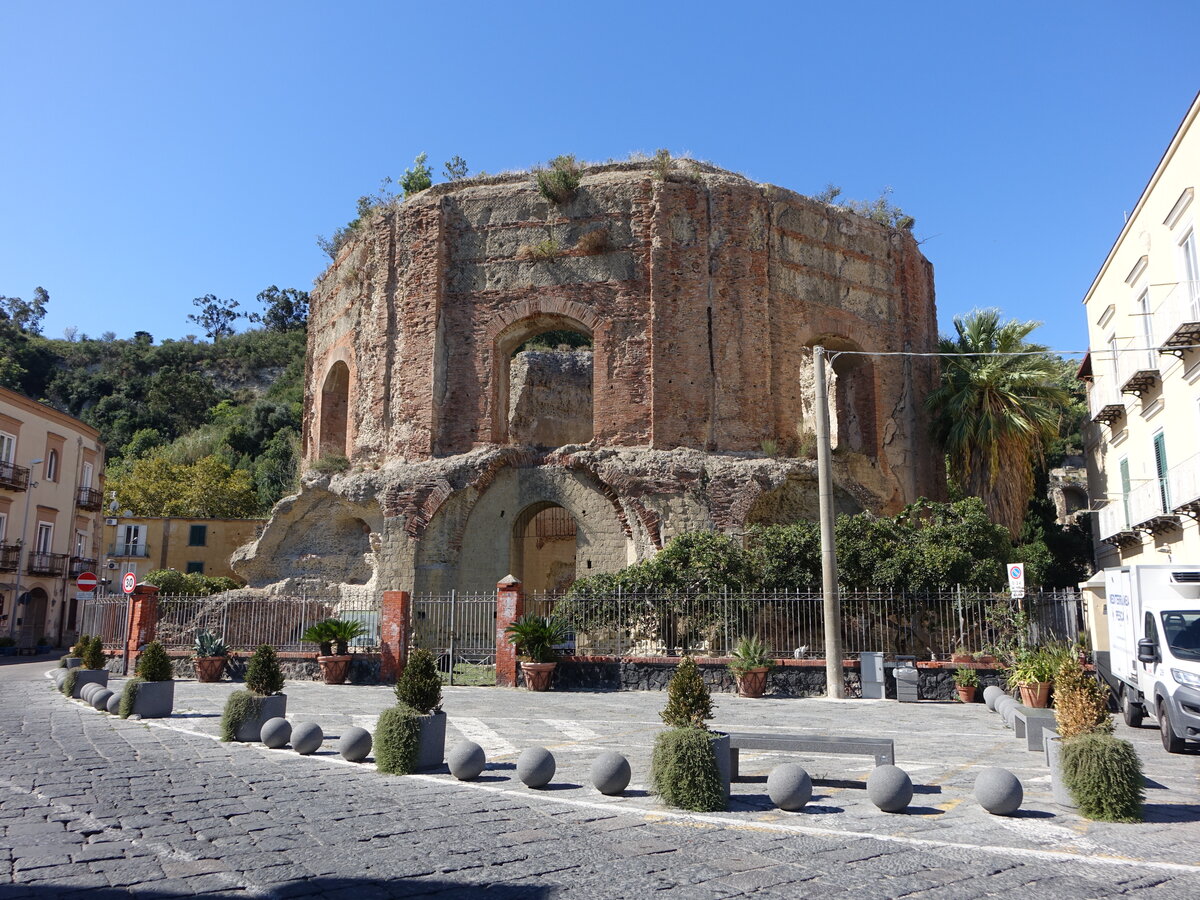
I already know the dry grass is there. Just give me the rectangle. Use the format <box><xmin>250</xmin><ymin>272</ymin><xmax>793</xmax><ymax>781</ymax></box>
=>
<box><xmin>516</xmin><ymin>238</ymin><xmax>562</xmax><ymax>262</ymax></box>
<box><xmin>575</xmin><ymin>228</ymin><xmax>609</xmax><ymax>255</ymax></box>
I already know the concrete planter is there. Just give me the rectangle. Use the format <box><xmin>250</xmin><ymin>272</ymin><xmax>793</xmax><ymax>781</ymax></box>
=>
<box><xmin>521</xmin><ymin>662</ymin><xmax>556</xmax><ymax>691</ymax></box>
<box><xmin>1044</xmin><ymin>736</ymin><xmax>1078</xmax><ymax>809</ymax></box>
<box><xmin>72</xmin><ymin>669</ymin><xmax>108</xmax><ymax>698</ymax></box>
<box><xmin>317</xmin><ymin>655</ymin><xmax>352</xmax><ymax>685</ymax></box>
<box><xmin>1019</xmin><ymin>682</ymin><xmax>1051</xmax><ymax>708</ymax></box>
<box><xmin>129</xmin><ymin>680</ymin><xmax>174</xmax><ymax>718</ymax></box>
<box><xmin>63</xmin><ymin>657</ymin><xmax>83</xmax><ymax>669</ymax></box>
<box><xmin>711</xmin><ymin>731</ymin><xmax>731</xmax><ymax>802</ymax></box>
<box><xmin>415</xmin><ymin>710</ymin><xmax>448</xmax><ymax>770</ymax></box>
<box><xmin>734</xmin><ymin>667</ymin><xmax>770</xmax><ymax>698</ymax></box>
<box><xmin>194</xmin><ymin>656</ymin><xmax>226</xmax><ymax>683</ymax></box>
<box><xmin>234</xmin><ymin>694</ymin><xmax>288</xmax><ymax>742</ymax></box>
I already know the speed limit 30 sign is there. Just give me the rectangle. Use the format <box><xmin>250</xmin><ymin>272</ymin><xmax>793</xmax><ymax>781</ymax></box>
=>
<box><xmin>122</xmin><ymin>572</ymin><xmax>137</xmax><ymax>594</ymax></box>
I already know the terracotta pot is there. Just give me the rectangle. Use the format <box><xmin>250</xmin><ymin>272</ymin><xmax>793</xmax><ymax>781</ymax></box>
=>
<box><xmin>1019</xmin><ymin>681</ymin><xmax>1051</xmax><ymax>708</ymax></box>
<box><xmin>521</xmin><ymin>661</ymin><xmax>557</xmax><ymax>691</ymax></box>
<box><xmin>950</xmin><ymin>654</ymin><xmax>973</xmax><ymax>664</ymax></box>
<box><xmin>194</xmin><ymin>656</ymin><xmax>226</xmax><ymax>683</ymax></box>
<box><xmin>955</xmin><ymin>685</ymin><xmax>977</xmax><ymax>703</ymax></box>
<box><xmin>318</xmin><ymin>655</ymin><xmax>353</xmax><ymax>685</ymax></box>
<box><xmin>734</xmin><ymin>666</ymin><xmax>770</xmax><ymax>698</ymax></box>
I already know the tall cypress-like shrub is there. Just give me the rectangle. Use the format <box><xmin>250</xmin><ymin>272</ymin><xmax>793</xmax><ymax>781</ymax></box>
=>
<box><xmin>1061</xmin><ymin>734</ymin><xmax>1144</xmax><ymax>822</ymax></box>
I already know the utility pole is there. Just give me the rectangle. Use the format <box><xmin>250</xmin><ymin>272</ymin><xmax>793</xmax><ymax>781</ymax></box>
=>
<box><xmin>812</xmin><ymin>348</ymin><xmax>844</xmax><ymax>699</ymax></box>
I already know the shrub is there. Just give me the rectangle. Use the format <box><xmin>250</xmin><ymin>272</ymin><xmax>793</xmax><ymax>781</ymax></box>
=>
<box><xmin>516</xmin><ymin>239</ymin><xmax>562</xmax><ymax>262</ymax></box>
<box><xmin>119</xmin><ymin>678</ymin><xmax>144</xmax><ymax>718</ymax></box>
<box><xmin>62</xmin><ymin>669</ymin><xmax>79</xmax><ymax>697</ymax></box>
<box><xmin>374</xmin><ymin>703</ymin><xmax>422</xmax><ymax>775</ymax></box>
<box><xmin>954</xmin><ymin>667</ymin><xmax>980</xmax><ymax>688</ymax></box>
<box><xmin>245</xmin><ymin>645</ymin><xmax>284</xmax><ymax>696</ymax></box>
<box><xmin>136</xmin><ymin>641</ymin><xmax>174</xmax><ymax>682</ymax></box>
<box><xmin>1061</xmin><ymin>733</ymin><xmax>1144</xmax><ymax>822</ymax></box>
<box><xmin>575</xmin><ymin>228</ymin><xmax>609</xmax><ymax>255</ymax></box>
<box><xmin>395</xmin><ymin>648</ymin><xmax>442</xmax><ymax>714</ymax></box>
<box><xmin>70</xmin><ymin>634</ymin><xmax>90</xmax><ymax>658</ymax></box>
<box><xmin>660</xmin><ymin>657</ymin><xmax>712</xmax><ymax>729</ymax></box>
<box><xmin>535</xmin><ymin>155</ymin><xmax>582</xmax><ymax>204</ymax></box>
<box><xmin>650</xmin><ymin>727</ymin><xmax>725</xmax><ymax>811</ymax></box>
<box><xmin>1054</xmin><ymin>658</ymin><xmax>1112</xmax><ymax>740</ymax></box>
<box><xmin>82</xmin><ymin>636</ymin><xmax>106</xmax><ymax>670</ymax></box>
<box><xmin>310</xmin><ymin>454</ymin><xmax>350</xmax><ymax>475</ymax></box>
<box><xmin>194</xmin><ymin>630</ymin><xmax>228</xmax><ymax>657</ymax></box>
<box><xmin>651</xmin><ymin>148</ymin><xmax>673</xmax><ymax>181</ymax></box>
<box><xmin>220</xmin><ymin>690</ymin><xmax>265</xmax><ymax>742</ymax></box>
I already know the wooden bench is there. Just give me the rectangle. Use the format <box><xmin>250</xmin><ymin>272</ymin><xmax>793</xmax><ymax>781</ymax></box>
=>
<box><xmin>726</xmin><ymin>731</ymin><xmax>895</xmax><ymax>780</ymax></box>
<box><xmin>1012</xmin><ymin>707</ymin><xmax>1057</xmax><ymax>752</ymax></box>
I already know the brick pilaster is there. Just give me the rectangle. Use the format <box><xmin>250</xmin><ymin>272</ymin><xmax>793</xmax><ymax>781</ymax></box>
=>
<box><xmin>125</xmin><ymin>583</ymin><xmax>161</xmax><ymax>666</ymax></box>
<box><xmin>495</xmin><ymin>576</ymin><xmax>524</xmax><ymax>688</ymax></box>
<box><xmin>380</xmin><ymin>590</ymin><xmax>411</xmax><ymax>681</ymax></box>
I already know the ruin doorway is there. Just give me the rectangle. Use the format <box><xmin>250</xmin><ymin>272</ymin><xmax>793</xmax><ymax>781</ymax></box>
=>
<box><xmin>319</xmin><ymin>361</ymin><xmax>350</xmax><ymax>458</ymax></box>
<box><xmin>511</xmin><ymin>502</ymin><xmax>578</xmax><ymax>594</ymax></box>
<box><xmin>496</xmin><ymin>316</ymin><xmax>593</xmax><ymax>447</ymax></box>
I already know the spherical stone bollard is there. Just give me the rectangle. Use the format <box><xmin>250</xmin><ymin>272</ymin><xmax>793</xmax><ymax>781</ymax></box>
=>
<box><xmin>447</xmin><ymin>741</ymin><xmax>487</xmax><ymax>781</ymax></box>
<box><xmin>590</xmin><ymin>752</ymin><xmax>632</xmax><ymax>796</ymax></box>
<box><xmin>80</xmin><ymin>683</ymin><xmax>100</xmax><ymax>703</ymax></box>
<box><xmin>338</xmin><ymin>727</ymin><xmax>373</xmax><ymax>763</ymax></box>
<box><xmin>983</xmin><ymin>685</ymin><xmax>1004</xmax><ymax>710</ymax></box>
<box><xmin>91</xmin><ymin>689</ymin><xmax>114</xmax><ymax>711</ymax></box>
<box><xmin>867</xmin><ymin>764</ymin><xmax>914</xmax><ymax>813</ymax></box>
<box><xmin>516</xmin><ymin>747</ymin><xmax>556</xmax><ymax>789</ymax></box>
<box><xmin>767</xmin><ymin>764</ymin><xmax>813</xmax><ymax>811</ymax></box>
<box><xmin>260</xmin><ymin>717</ymin><xmax>292</xmax><ymax>749</ymax></box>
<box><xmin>106</xmin><ymin>692</ymin><xmax>121</xmax><ymax>714</ymax></box>
<box><xmin>290</xmin><ymin>722</ymin><xmax>324</xmax><ymax>755</ymax></box>
<box><xmin>53</xmin><ymin>669</ymin><xmax>68</xmax><ymax>688</ymax></box>
<box><xmin>975</xmin><ymin>767</ymin><xmax>1023</xmax><ymax>816</ymax></box>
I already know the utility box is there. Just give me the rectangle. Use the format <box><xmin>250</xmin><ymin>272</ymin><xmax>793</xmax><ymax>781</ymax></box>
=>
<box><xmin>860</xmin><ymin>652</ymin><xmax>885</xmax><ymax>699</ymax></box>
<box><xmin>895</xmin><ymin>656</ymin><xmax>919</xmax><ymax>702</ymax></box>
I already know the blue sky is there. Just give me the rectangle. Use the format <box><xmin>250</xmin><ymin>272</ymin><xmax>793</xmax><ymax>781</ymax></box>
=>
<box><xmin>2</xmin><ymin>1</ymin><xmax>1197</xmax><ymax>355</ymax></box>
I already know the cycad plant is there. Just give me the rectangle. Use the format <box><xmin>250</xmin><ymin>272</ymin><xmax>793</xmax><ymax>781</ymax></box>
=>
<box><xmin>925</xmin><ymin>309</ymin><xmax>1068</xmax><ymax>535</ymax></box>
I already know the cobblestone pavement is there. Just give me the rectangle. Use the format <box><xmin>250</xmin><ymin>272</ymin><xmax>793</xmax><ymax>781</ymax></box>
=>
<box><xmin>2</xmin><ymin>657</ymin><xmax>1200</xmax><ymax>898</ymax></box>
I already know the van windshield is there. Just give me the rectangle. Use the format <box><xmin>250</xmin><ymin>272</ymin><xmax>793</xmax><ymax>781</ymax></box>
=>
<box><xmin>1161</xmin><ymin>611</ymin><xmax>1200</xmax><ymax>661</ymax></box>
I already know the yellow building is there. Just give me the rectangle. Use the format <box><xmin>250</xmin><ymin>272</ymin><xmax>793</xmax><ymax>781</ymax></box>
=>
<box><xmin>104</xmin><ymin>516</ymin><xmax>265</xmax><ymax>582</ymax></box>
<box><xmin>0</xmin><ymin>385</ymin><xmax>105</xmax><ymax>647</ymax></box>
<box><xmin>1083</xmin><ymin>91</ymin><xmax>1200</xmax><ymax>569</ymax></box>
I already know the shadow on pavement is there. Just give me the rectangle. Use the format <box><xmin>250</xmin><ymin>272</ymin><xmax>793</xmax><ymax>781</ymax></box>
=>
<box><xmin>1</xmin><ymin>876</ymin><xmax>554</xmax><ymax>899</ymax></box>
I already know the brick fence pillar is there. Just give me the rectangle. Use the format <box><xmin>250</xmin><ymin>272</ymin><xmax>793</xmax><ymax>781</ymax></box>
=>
<box><xmin>125</xmin><ymin>583</ymin><xmax>161</xmax><ymax>671</ymax></box>
<box><xmin>380</xmin><ymin>590</ymin><xmax>411</xmax><ymax>682</ymax></box>
<box><xmin>495</xmin><ymin>576</ymin><xmax>524</xmax><ymax>688</ymax></box>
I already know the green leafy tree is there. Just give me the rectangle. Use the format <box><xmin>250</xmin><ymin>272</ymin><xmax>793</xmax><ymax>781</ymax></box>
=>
<box><xmin>443</xmin><ymin>155</ymin><xmax>469</xmax><ymax>181</ymax></box>
<box><xmin>926</xmin><ymin>309</ymin><xmax>1069</xmax><ymax>535</ymax></box>
<box><xmin>188</xmin><ymin>294</ymin><xmax>243</xmax><ymax>340</ymax></box>
<box><xmin>400</xmin><ymin>152</ymin><xmax>433</xmax><ymax>197</ymax></box>
<box><xmin>252</xmin><ymin>286</ymin><xmax>309</xmax><ymax>333</ymax></box>
<box><xmin>108</xmin><ymin>454</ymin><xmax>260</xmax><ymax>517</ymax></box>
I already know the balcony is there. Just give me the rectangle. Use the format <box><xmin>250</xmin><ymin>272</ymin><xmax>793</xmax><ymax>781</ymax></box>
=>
<box><xmin>1098</xmin><ymin>503</ymin><xmax>1139</xmax><ymax>548</ymax></box>
<box><xmin>108</xmin><ymin>543</ymin><xmax>150</xmax><ymax>558</ymax></box>
<box><xmin>69</xmin><ymin>556</ymin><xmax>98</xmax><ymax>577</ymax></box>
<box><xmin>1116</xmin><ymin>338</ymin><xmax>1160</xmax><ymax>397</ymax></box>
<box><xmin>0</xmin><ymin>460</ymin><xmax>30</xmax><ymax>492</ymax></box>
<box><xmin>1168</xmin><ymin>453</ymin><xmax>1200</xmax><ymax>520</ymax></box>
<box><xmin>0</xmin><ymin>542</ymin><xmax>19</xmax><ymax>572</ymax></box>
<box><xmin>1088</xmin><ymin>380</ymin><xmax>1125</xmax><ymax>426</ymax></box>
<box><xmin>1128</xmin><ymin>478</ymin><xmax>1180</xmax><ymax>535</ymax></box>
<box><xmin>26</xmin><ymin>551</ymin><xmax>68</xmax><ymax>577</ymax></box>
<box><xmin>1155</xmin><ymin>280</ymin><xmax>1200</xmax><ymax>356</ymax></box>
<box><xmin>76</xmin><ymin>487</ymin><xmax>103</xmax><ymax>511</ymax></box>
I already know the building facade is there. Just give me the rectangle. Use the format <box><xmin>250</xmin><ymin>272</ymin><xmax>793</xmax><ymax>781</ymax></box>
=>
<box><xmin>105</xmin><ymin>516</ymin><xmax>264</xmax><ymax>583</ymax></box>
<box><xmin>1083</xmin><ymin>91</ymin><xmax>1200</xmax><ymax>569</ymax></box>
<box><xmin>0</xmin><ymin>386</ymin><xmax>105</xmax><ymax>646</ymax></box>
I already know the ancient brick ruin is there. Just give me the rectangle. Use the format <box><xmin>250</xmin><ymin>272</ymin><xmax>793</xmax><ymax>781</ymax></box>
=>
<box><xmin>234</xmin><ymin>161</ymin><xmax>941</xmax><ymax>594</ymax></box>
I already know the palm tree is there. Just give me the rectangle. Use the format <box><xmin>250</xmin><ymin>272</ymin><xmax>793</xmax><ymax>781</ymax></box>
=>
<box><xmin>926</xmin><ymin>309</ymin><xmax>1068</xmax><ymax>535</ymax></box>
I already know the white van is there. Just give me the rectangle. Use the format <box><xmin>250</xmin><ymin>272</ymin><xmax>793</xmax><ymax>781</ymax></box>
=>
<box><xmin>1094</xmin><ymin>565</ymin><xmax>1200</xmax><ymax>754</ymax></box>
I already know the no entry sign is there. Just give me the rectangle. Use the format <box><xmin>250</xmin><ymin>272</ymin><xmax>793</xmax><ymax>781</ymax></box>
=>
<box><xmin>122</xmin><ymin>572</ymin><xmax>137</xmax><ymax>594</ymax></box>
<box><xmin>76</xmin><ymin>572</ymin><xmax>98</xmax><ymax>592</ymax></box>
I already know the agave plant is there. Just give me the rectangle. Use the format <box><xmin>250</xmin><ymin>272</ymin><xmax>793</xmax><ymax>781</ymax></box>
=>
<box><xmin>194</xmin><ymin>631</ymin><xmax>228</xmax><ymax>658</ymax></box>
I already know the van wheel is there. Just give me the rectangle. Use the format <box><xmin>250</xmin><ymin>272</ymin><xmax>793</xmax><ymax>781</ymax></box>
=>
<box><xmin>1122</xmin><ymin>687</ymin><xmax>1144</xmax><ymax>728</ymax></box>
<box><xmin>1159</xmin><ymin>702</ymin><xmax>1186</xmax><ymax>754</ymax></box>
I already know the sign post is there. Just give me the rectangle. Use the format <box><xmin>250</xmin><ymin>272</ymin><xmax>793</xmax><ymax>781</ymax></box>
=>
<box><xmin>1006</xmin><ymin>563</ymin><xmax>1026</xmax><ymax>599</ymax></box>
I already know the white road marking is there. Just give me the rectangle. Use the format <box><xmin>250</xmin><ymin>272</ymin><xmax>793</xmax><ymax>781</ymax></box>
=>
<box><xmin>543</xmin><ymin>718</ymin><xmax>600</xmax><ymax>742</ymax></box>
<box><xmin>993</xmin><ymin>816</ymin><xmax>1103</xmax><ymax>852</ymax></box>
<box><xmin>451</xmin><ymin>716</ymin><xmax>517</xmax><ymax>757</ymax></box>
<box><xmin>351</xmin><ymin>715</ymin><xmax>379</xmax><ymax>733</ymax></box>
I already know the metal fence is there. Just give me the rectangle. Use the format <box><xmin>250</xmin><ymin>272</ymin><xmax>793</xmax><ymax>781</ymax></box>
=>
<box><xmin>529</xmin><ymin>588</ymin><xmax>1083</xmax><ymax>660</ymax></box>
<box><xmin>79</xmin><ymin>594</ymin><xmax>130</xmax><ymax>647</ymax></box>
<box><xmin>411</xmin><ymin>591</ymin><xmax>496</xmax><ymax>684</ymax></box>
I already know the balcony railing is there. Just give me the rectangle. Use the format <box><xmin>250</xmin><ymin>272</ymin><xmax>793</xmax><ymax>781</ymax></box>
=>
<box><xmin>1116</xmin><ymin>336</ymin><xmax>1160</xmax><ymax>396</ymax></box>
<box><xmin>0</xmin><ymin>460</ymin><xmax>30</xmax><ymax>492</ymax></box>
<box><xmin>1155</xmin><ymin>280</ymin><xmax>1200</xmax><ymax>353</ymax></box>
<box><xmin>26</xmin><ymin>551</ymin><xmax>68</xmax><ymax>577</ymax></box>
<box><xmin>1167</xmin><ymin>452</ymin><xmax>1200</xmax><ymax>519</ymax></box>
<box><xmin>1087</xmin><ymin>379</ymin><xmax>1125</xmax><ymax>425</ymax></box>
<box><xmin>69</xmin><ymin>556</ymin><xmax>98</xmax><ymax>578</ymax></box>
<box><xmin>1128</xmin><ymin>477</ymin><xmax>1178</xmax><ymax>534</ymax></box>
<box><xmin>1098</xmin><ymin>503</ymin><xmax>1138</xmax><ymax>545</ymax></box>
<box><xmin>76</xmin><ymin>487</ymin><xmax>103</xmax><ymax>510</ymax></box>
<box><xmin>0</xmin><ymin>542</ymin><xmax>19</xmax><ymax>572</ymax></box>
<box><xmin>108</xmin><ymin>543</ymin><xmax>150</xmax><ymax>558</ymax></box>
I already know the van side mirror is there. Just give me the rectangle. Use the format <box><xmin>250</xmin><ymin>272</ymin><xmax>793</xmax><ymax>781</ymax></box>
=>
<box><xmin>1137</xmin><ymin>638</ymin><xmax>1158</xmax><ymax>664</ymax></box>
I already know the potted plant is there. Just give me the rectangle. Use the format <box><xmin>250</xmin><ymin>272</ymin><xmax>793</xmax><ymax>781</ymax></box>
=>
<box><xmin>375</xmin><ymin>648</ymin><xmax>446</xmax><ymax>774</ymax></box>
<box><xmin>304</xmin><ymin>618</ymin><xmax>366</xmax><ymax>685</ymax></box>
<box><xmin>953</xmin><ymin>666</ymin><xmax>980</xmax><ymax>703</ymax></box>
<box><xmin>119</xmin><ymin>640</ymin><xmax>175</xmax><ymax>718</ymax></box>
<box><xmin>59</xmin><ymin>634</ymin><xmax>88</xmax><ymax>668</ymax></box>
<box><xmin>504</xmin><ymin>614</ymin><xmax>569</xmax><ymax>691</ymax></box>
<box><xmin>36</xmin><ymin>635</ymin><xmax>51</xmax><ymax>653</ymax></box>
<box><xmin>1047</xmin><ymin>655</ymin><xmax>1114</xmax><ymax>809</ymax></box>
<box><xmin>650</xmin><ymin>656</ymin><xmax>729</xmax><ymax>812</ymax></box>
<box><xmin>950</xmin><ymin>645</ymin><xmax>974</xmax><ymax>664</ymax></box>
<box><xmin>220</xmin><ymin>644</ymin><xmax>287</xmax><ymax>742</ymax></box>
<box><xmin>193</xmin><ymin>631</ymin><xmax>228</xmax><ymax>683</ymax></box>
<box><xmin>728</xmin><ymin>635</ymin><xmax>774</xmax><ymax>698</ymax></box>
<box><xmin>0</xmin><ymin>636</ymin><xmax>16</xmax><ymax>657</ymax></box>
<box><xmin>1009</xmin><ymin>645</ymin><xmax>1054</xmax><ymax>708</ymax></box>
<box><xmin>63</xmin><ymin>636</ymin><xmax>108</xmax><ymax>698</ymax></box>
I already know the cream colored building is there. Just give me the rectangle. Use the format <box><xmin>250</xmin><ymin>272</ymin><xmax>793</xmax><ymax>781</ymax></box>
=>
<box><xmin>104</xmin><ymin>516</ymin><xmax>264</xmax><ymax>582</ymax></box>
<box><xmin>1083</xmin><ymin>91</ymin><xmax>1200</xmax><ymax>570</ymax></box>
<box><xmin>0</xmin><ymin>386</ymin><xmax>105</xmax><ymax>647</ymax></box>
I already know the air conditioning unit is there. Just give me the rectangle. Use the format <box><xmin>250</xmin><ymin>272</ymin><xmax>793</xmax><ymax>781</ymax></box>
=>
<box><xmin>105</xmin><ymin>518</ymin><xmax>118</xmax><ymax>526</ymax></box>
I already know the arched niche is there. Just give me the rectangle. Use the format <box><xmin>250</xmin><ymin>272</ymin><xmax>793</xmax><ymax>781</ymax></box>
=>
<box><xmin>494</xmin><ymin>313</ymin><xmax>593</xmax><ymax>447</ymax></box>
<box><xmin>511</xmin><ymin>502</ymin><xmax>578</xmax><ymax>594</ymax></box>
<box><xmin>319</xmin><ymin>361</ymin><xmax>351</xmax><ymax>459</ymax></box>
<box><xmin>808</xmin><ymin>336</ymin><xmax>877</xmax><ymax>456</ymax></box>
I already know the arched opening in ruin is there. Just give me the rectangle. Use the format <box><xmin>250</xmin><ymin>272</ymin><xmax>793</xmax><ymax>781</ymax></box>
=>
<box><xmin>318</xmin><ymin>361</ymin><xmax>351</xmax><ymax>459</ymax></box>
<box><xmin>510</xmin><ymin>502</ymin><xmax>578</xmax><ymax>595</ymax></box>
<box><xmin>809</xmin><ymin>337</ymin><xmax>876</xmax><ymax>455</ymax></box>
<box><xmin>495</xmin><ymin>315</ymin><xmax>593</xmax><ymax>447</ymax></box>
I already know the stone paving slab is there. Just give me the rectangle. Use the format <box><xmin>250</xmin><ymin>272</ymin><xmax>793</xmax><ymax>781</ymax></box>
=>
<box><xmin>0</xmin><ymin>658</ymin><xmax>1198</xmax><ymax>897</ymax></box>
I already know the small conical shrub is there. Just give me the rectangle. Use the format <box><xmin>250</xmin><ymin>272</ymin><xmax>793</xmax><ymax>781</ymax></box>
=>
<box><xmin>1054</xmin><ymin>658</ymin><xmax>1112</xmax><ymax>740</ymax></box>
<box><xmin>651</xmin><ymin>727</ymin><xmax>725</xmax><ymax>811</ymax></box>
<box><xmin>82</xmin><ymin>636</ymin><xmax>106</xmax><ymax>670</ymax></box>
<box><xmin>660</xmin><ymin>656</ymin><xmax>712</xmax><ymax>729</ymax></box>
<box><xmin>1061</xmin><ymin>733</ymin><xmax>1144</xmax><ymax>822</ymax></box>
<box><xmin>245</xmin><ymin>644</ymin><xmax>284</xmax><ymax>696</ymax></box>
<box><xmin>395</xmin><ymin>648</ymin><xmax>442</xmax><ymax>714</ymax></box>
<box><xmin>374</xmin><ymin>704</ymin><xmax>422</xmax><ymax>775</ymax></box>
<box><xmin>70</xmin><ymin>634</ymin><xmax>90</xmax><ymax>658</ymax></box>
<box><xmin>135</xmin><ymin>641</ymin><xmax>174</xmax><ymax>682</ymax></box>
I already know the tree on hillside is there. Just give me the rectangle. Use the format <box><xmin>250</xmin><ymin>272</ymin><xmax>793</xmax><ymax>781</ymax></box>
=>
<box><xmin>926</xmin><ymin>309</ymin><xmax>1069</xmax><ymax>535</ymax></box>
<box><xmin>252</xmin><ymin>286</ymin><xmax>308</xmax><ymax>333</ymax></box>
<box><xmin>0</xmin><ymin>287</ymin><xmax>49</xmax><ymax>334</ymax></box>
<box><xmin>107</xmin><ymin>454</ymin><xmax>260</xmax><ymax>518</ymax></box>
<box><xmin>188</xmin><ymin>294</ymin><xmax>243</xmax><ymax>340</ymax></box>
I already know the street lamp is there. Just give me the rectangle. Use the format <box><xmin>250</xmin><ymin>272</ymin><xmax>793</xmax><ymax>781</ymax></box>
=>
<box><xmin>7</xmin><ymin>458</ymin><xmax>43</xmax><ymax>640</ymax></box>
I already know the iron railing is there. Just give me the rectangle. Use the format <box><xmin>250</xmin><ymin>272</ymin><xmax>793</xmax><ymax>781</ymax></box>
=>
<box><xmin>0</xmin><ymin>460</ymin><xmax>30</xmax><ymax>492</ymax></box>
<box><xmin>27</xmin><ymin>552</ymin><xmax>68</xmax><ymax>576</ymax></box>
<box><xmin>411</xmin><ymin>591</ymin><xmax>497</xmax><ymax>683</ymax></box>
<box><xmin>107</xmin><ymin>543</ymin><xmax>150</xmax><ymax>558</ymax></box>
<box><xmin>79</xmin><ymin>594</ymin><xmax>130</xmax><ymax>647</ymax></box>
<box><xmin>0</xmin><ymin>542</ymin><xmax>18</xmax><ymax>572</ymax></box>
<box><xmin>76</xmin><ymin>487</ymin><xmax>103</xmax><ymax>510</ymax></box>
<box><xmin>69</xmin><ymin>556</ymin><xmax>97</xmax><ymax>577</ymax></box>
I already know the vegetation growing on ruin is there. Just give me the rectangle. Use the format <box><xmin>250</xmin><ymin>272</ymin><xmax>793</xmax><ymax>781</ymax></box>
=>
<box><xmin>535</xmin><ymin>155</ymin><xmax>582</xmax><ymax>204</ymax></box>
<box><xmin>816</xmin><ymin>184</ymin><xmax>916</xmax><ymax>231</ymax></box>
<box><xmin>516</xmin><ymin>238</ymin><xmax>563</xmax><ymax>261</ymax></box>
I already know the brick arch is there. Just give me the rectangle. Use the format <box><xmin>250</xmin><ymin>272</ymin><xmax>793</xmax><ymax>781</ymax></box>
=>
<box><xmin>483</xmin><ymin>298</ymin><xmax>605</xmax><ymax>348</ymax></box>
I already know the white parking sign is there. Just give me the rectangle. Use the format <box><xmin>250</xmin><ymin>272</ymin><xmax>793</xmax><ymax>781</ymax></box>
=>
<box><xmin>1007</xmin><ymin>563</ymin><xmax>1025</xmax><ymax>598</ymax></box>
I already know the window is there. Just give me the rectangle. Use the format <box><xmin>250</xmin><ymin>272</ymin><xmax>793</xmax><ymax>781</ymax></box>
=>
<box><xmin>74</xmin><ymin>531</ymin><xmax>87</xmax><ymax>557</ymax></box>
<box><xmin>1119</xmin><ymin>457</ymin><xmax>1131</xmax><ymax>527</ymax></box>
<box><xmin>81</xmin><ymin>461</ymin><xmax>93</xmax><ymax>489</ymax></box>
<box><xmin>35</xmin><ymin>523</ymin><xmax>53</xmax><ymax>554</ymax></box>
<box><xmin>1181</xmin><ymin>228</ymin><xmax>1199</xmax><ymax>316</ymax></box>
<box><xmin>0</xmin><ymin>512</ymin><xmax>6</xmax><ymax>542</ymax></box>
<box><xmin>1153</xmin><ymin>430</ymin><xmax>1170</xmax><ymax>513</ymax></box>
<box><xmin>188</xmin><ymin>524</ymin><xmax>207</xmax><ymax>547</ymax></box>
<box><xmin>1135</xmin><ymin>290</ymin><xmax>1155</xmax><ymax>364</ymax></box>
<box><xmin>185</xmin><ymin>561</ymin><xmax>204</xmax><ymax>574</ymax></box>
<box><xmin>0</xmin><ymin>433</ymin><xmax>14</xmax><ymax>464</ymax></box>
<box><xmin>45</xmin><ymin>449</ymin><xmax>58</xmax><ymax>482</ymax></box>
<box><xmin>120</xmin><ymin>524</ymin><xmax>144</xmax><ymax>556</ymax></box>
